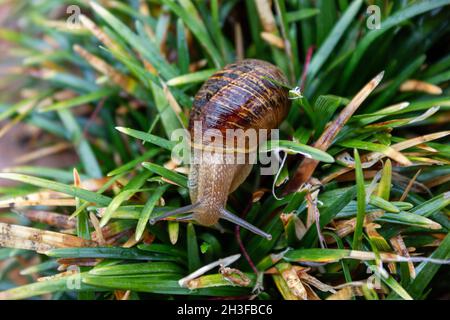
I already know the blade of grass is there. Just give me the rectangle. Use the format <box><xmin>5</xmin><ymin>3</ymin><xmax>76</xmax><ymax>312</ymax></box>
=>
<box><xmin>307</xmin><ymin>0</ymin><xmax>362</xmax><ymax>82</ymax></box>
<box><xmin>187</xmin><ymin>223</ymin><xmax>201</xmax><ymax>273</ymax></box>
<box><xmin>341</xmin><ymin>0</ymin><xmax>450</xmax><ymax>88</ymax></box>
<box><xmin>135</xmin><ymin>185</ymin><xmax>168</xmax><ymax>240</ymax></box>
<box><xmin>352</xmin><ymin>149</ymin><xmax>366</xmax><ymax>250</ymax></box>
<box><xmin>40</xmin><ymin>88</ymin><xmax>115</xmax><ymax>112</ymax></box>
<box><xmin>0</xmin><ymin>173</ymin><xmax>111</xmax><ymax>206</ymax></box>
<box><xmin>162</xmin><ymin>0</ymin><xmax>223</xmax><ymax>67</ymax></box>
<box><xmin>261</xmin><ymin>140</ymin><xmax>335</xmax><ymax>163</ymax></box>
<box><xmin>142</xmin><ymin>162</ymin><xmax>188</xmax><ymax>188</ymax></box>
<box><xmin>99</xmin><ymin>170</ymin><xmax>153</xmax><ymax>227</ymax></box>
<box><xmin>115</xmin><ymin>127</ymin><xmax>176</xmax><ymax>150</ymax></box>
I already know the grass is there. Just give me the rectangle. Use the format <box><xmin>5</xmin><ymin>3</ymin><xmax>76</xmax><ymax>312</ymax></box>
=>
<box><xmin>0</xmin><ymin>0</ymin><xmax>449</xmax><ymax>300</ymax></box>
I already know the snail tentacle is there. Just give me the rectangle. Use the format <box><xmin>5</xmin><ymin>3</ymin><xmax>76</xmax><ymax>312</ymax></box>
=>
<box><xmin>220</xmin><ymin>208</ymin><xmax>272</xmax><ymax>240</ymax></box>
<box><xmin>149</xmin><ymin>202</ymin><xmax>201</xmax><ymax>225</ymax></box>
<box><xmin>174</xmin><ymin>214</ymin><xmax>194</xmax><ymax>222</ymax></box>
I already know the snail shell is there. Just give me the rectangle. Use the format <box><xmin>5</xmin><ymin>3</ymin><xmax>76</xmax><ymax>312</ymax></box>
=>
<box><xmin>189</xmin><ymin>59</ymin><xmax>289</xmax><ymax>136</ymax></box>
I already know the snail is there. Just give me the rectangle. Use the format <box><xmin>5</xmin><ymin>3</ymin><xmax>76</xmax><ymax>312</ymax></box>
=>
<box><xmin>150</xmin><ymin>59</ymin><xmax>290</xmax><ymax>240</ymax></box>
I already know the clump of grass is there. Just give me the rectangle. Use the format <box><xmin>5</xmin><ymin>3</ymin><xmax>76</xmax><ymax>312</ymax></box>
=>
<box><xmin>0</xmin><ymin>0</ymin><xmax>449</xmax><ymax>300</ymax></box>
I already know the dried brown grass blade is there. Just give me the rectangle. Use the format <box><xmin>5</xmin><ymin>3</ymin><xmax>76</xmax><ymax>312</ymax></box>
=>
<box><xmin>322</xmin><ymin>131</ymin><xmax>450</xmax><ymax>184</ymax></box>
<box><xmin>279</xmin><ymin>266</ymin><xmax>307</xmax><ymax>300</ymax></box>
<box><xmin>425</xmin><ymin>174</ymin><xmax>450</xmax><ymax>189</ymax></box>
<box><xmin>254</xmin><ymin>0</ymin><xmax>278</xmax><ymax>33</ymax></box>
<box><xmin>400</xmin><ymin>80</ymin><xmax>443</xmax><ymax>95</ymax></box>
<box><xmin>234</xmin><ymin>22</ymin><xmax>244</xmax><ymax>61</ymax></box>
<box><xmin>14</xmin><ymin>210</ymin><xmax>76</xmax><ymax>229</ymax></box>
<box><xmin>0</xmin><ymin>222</ymin><xmax>97</xmax><ymax>253</ymax></box>
<box><xmin>400</xmin><ymin>169</ymin><xmax>422</xmax><ymax>201</ymax></box>
<box><xmin>89</xmin><ymin>212</ymin><xmax>105</xmax><ymax>245</ymax></box>
<box><xmin>284</xmin><ymin>72</ymin><xmax>384</xmax><ymax>194</ymax></box>
<box><xmin>326</xmin><ymin>287</ymin><xmax>362</xmax><ymax>300</ymax></box>
<box><xmin>14</xmin><ymin>142</ymin><xmax>72</xmax><ymax>165</ymax></box>
<box><xmin>260</xmin><ymin>32</ymin><xmax>285</xmax><ymax>49</ymax></box>
<box><xmin>390</xmin><ymin>234</ymin><xmax>416</xmax><ymax>279</ymax></box>
<box><xmin>0</xmin><ymin>197</ymin><xmax>76</xmax><ymax>209</ymax></box>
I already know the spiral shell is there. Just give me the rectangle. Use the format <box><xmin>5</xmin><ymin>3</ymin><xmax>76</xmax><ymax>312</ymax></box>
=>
<box><xmin>188</xmin><ymin>59</ymin><xmax>290</xmax><ymax>136</ymax></box>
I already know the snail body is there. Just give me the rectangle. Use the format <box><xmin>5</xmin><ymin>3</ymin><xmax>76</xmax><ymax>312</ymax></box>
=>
<box><xmin>151</xmin><ymin>59</ymin><xmax>290</xmax><ymax>239</ymax></box>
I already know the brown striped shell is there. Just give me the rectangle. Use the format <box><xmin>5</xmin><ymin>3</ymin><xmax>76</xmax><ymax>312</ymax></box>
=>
<box><xmin>184</xmin><ymin>59</ymin><xmax>290</xmax><ymax>234</ymax></box>
<box><xmin>188</xmin><ymin>59</ymin><xmax>290</xmax><ymax>136</ymax></box>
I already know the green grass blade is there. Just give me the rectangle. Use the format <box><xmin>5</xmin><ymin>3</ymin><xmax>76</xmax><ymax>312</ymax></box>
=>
<box><xmin>142</xmin><ymin>162</ymin><xmax>188</xmax><ymax>188</ymax></box>
<box><xmin>40</xmin><ymin>88</ymin><xmax>115</xmax><ymax>112</ymax></box>
<box><xmin>167</xmin><ymin>69</ymin><xmax>216</xmax><ymax>86</ymax></box>
<box><xmin>176</xmin><ymin>18</ymin><xmax>190</xmax><ymax>74</ymax></box>
<box><xmin>46</xmin><ymin>247</ymin><xmax>180</xmax><ymax>262</ymax></box>
<box><xmin>377</xmin><ymin>159</ymin><xmax>392</xmax><ymax>200</ymax></box>
<box><xmin>307</xmin><ymin>0</ymin><xmax>362</xmax><ymax>82</ymax></box>
<box><xmin>187</xmin><ymin>223</ymin><xmax>202</xmax><ymax>273</ymax></box>
<box><xmin>341</xmin><ymin>0</ymin><xmax>450</xmax><ymax>87</ymax></box>
<box><xmin>352</xmin><ymin>149</ymin><xmax>366</xmax><ymax>250</ymax></box>
<box><xmin>115</xmin><ymin>127</ymin><xmax>176</xmax><ymax>150</ymax></box>
<box><xmin>0</xmin><ymin>173</ymin><xmax>111</xmax><ymax>206</ymax></box>
<box><xmin>405</xmin><ymin>233</ymin><xmax>450</xmax><ymax>299</ymax></box>
<box><xmin>162</xmin><ymin>0</ymin><xmax>223</xmax><ymax>67</ymax></box>
<box><xmin>89</xmin><ymin>262</ymin><xmax>184</xmax><ymax>276</ymax></box>
<box><xmin>99</xmin><ymin>170</ymin><xmax>153</xmax><ymax>227</ymax></box>
<box><xmin>135</xmin><ymin>185</ymin><xmax>169</xmax><ymax>240</ymax></box>
<box><xmin>262</xmin><ymin>140</ymin><xmax>335</xmax><ymax>163</ymax></box>
<box><xmin>107</xmin><ymin>149</ymin><xmax>159</xmax><ymax>177</ymax></box>
<box><xmin>57</xmin><ymin>109</ymin><xmax>102</xmax><ymax>178</ymax></box>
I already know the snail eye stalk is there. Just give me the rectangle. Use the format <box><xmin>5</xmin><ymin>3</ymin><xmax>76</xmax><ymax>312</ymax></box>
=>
<box><xmin>149</xmin><ymin>202</ymin><xmax>201</xmax><ymax>225</ymax></box>
<box><xmin>220</xmin><ymin>208</ymin><xmax>272</xmax><ymax>240</ymax></box>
